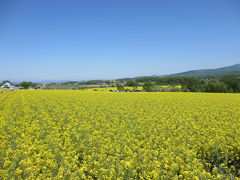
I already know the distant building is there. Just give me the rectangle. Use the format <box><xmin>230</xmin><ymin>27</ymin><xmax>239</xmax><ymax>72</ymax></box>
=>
<box><xmin>0</xmin><ymin>80</ymin><xmax>16</xmax><ymax>89</ymax></box>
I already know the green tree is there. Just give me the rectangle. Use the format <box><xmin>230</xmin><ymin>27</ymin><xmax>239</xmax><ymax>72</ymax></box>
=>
<box><xmin>143</xmin><ymin>82</ymin><xmax>154</xmax><ymax>92</ymax></box>
<box><xmin>126</xmin><ymin>80</ymin><xmax>139</xmax><ymax>87</ymax></box>
<box><xmin>220</xmin><ymin>75</ymin><xmax>240</xmax><ymax>93</ymax></box>
<box><xmin>20</xmin><ymin>82</ymin><xmax>32</xmax><ymax>89</ymax></box>
<box><xmin>181</xmin><ymin>77</ymin><xmax>205</xmax><ymax>92</ymax></box>
<box><xmin>116</xmin><ymin>84</ymin><xmax>125</xmax><ymax>91</ymax></box>
<box><xmin>205</xmin><ymin>81</ymin><xmax>228</xmax><ymax>93</ymax></box>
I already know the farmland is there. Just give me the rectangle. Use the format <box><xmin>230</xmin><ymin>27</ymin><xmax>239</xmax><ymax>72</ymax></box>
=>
<box><xmin>0</xmin><ymin>90</ymin><xmax>240</xmax><ymax>179</ymax></box>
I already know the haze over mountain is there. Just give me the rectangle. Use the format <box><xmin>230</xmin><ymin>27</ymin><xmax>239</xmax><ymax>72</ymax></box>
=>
<box><xmin>116</xmin><ymin>64</ymin><xmax>240</xmax><ymax>81</ymax></box>
<box><xmin>170</xmin><ymin>64</ymin><xmax>240</xmax><ymax>77</ymax></box>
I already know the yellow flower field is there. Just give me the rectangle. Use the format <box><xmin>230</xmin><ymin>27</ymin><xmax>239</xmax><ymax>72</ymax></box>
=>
<box><xmin>0</xmin><ymin>90</ymin><xmax>240</xmax><ymax>179</ymax></box>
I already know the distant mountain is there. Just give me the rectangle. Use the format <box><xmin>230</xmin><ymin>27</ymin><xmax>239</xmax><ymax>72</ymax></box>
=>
<box><xmin>170</xmin><ymin>64</ymin><xmax>240</xmax><ymax>77</ymax></box>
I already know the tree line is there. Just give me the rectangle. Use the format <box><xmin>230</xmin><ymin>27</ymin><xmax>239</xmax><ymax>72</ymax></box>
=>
<box><xmin>118</xmin><ymin>75</ymin><xmax>240</xmax><ymax>93</ymax></box>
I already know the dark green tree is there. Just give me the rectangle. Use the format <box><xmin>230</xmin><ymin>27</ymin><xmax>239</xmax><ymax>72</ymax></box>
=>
<box><xmin>20</xmin><ymin>81</ymin><xmax>32</xmax><ymax>89</ymax></box>
<box><xmin>143</xmin><ymin>82</ymin><xmax>154</xmax><ymax>92</ymax></box>
<box><xmin>205</xmin><ymin>81</ymin><xmax>228</xmax><ymax>93</ymax></box>
<box><xmin>116</xmin><ymin>84</ymin><xmax>125</xmax><ymax>91</ymax></box>
<box><xmin>220</xmin><ymin>75</ymin><xmax>240</xmax><ymax>93</ymax></box>
<box><xmin>126</xmin><ymin>80</ymin><xmax>139</xmax><ymax>87</ymax></box>
<box><xmin>181</xmin><ymin>77</ymin><xmax>205</xmax><ymax>92</ymax></box>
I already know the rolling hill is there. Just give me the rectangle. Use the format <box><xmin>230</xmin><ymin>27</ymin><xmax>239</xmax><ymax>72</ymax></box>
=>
<box><xmin>170</xmin><ymin>64</ymin><xmax>240</xmax><ymax>77</ymax></box>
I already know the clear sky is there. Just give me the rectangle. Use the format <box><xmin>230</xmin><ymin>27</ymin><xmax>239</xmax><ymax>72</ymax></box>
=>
<box><xmin>0</xmin><ymin>0</ymin><xmax>240</xmax><ymax>82</ymax></box>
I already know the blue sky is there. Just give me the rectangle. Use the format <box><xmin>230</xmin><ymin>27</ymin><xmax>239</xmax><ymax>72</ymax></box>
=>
<box><xmin>0</xmin><ymin>0</ymin><xmax>240</xmax><ymax>81</ymax></box>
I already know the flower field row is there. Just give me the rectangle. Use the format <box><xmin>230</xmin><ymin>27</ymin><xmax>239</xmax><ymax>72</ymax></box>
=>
<box><xmin>0</xmin><ymin>90</ymin><xmax>240</xmax><ymax>179</ymax></box>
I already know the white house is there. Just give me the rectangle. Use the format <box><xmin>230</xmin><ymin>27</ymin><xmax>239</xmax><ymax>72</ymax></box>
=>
<box><xmin>0</xmin><ymin>80</ymin><xmax>16</xmax><ymax>89</ymax></box>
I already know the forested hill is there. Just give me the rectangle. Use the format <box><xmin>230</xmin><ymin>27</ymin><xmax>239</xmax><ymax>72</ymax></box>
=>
<box><xmin>170</xmin><ymin>64</ymin><xmax>240</xmax><ymax>77</ymax></box>
<box><xmin>116</xmin><ymin>64</ymin><xmax>240</xmax><ymax>82</ymax></box>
